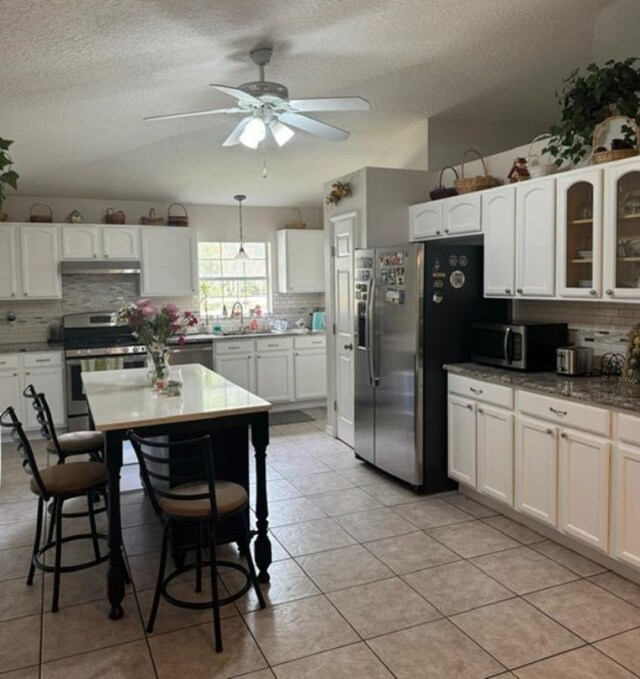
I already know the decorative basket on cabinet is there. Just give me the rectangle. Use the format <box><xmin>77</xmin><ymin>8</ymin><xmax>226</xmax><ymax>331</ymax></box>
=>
<box><xmin>429</xmin><ymin>166</ymin><xmax>458</xmax><ymax>200</ymax></box>
<box><xmin>592</xmin><ymin>115</ymin><xmax>639</xmax><ymax>165</ymax></box>
<box><xmin>29</xmin><ymin>203</ymin><xmax>53</xmax><ymax>223</ymax></box>
<box><xmin>454</xmin><ymin>149</ymin><xmax>499</xmax><ymax>194</ymax></box>
<box><xmin>167</xmin><ymin>203</ymin><xmax>189</xmax><ymax>227</ymax></box>
<box><xmin>139</xmin><ymin>208</ymin><xmax>164</xmax><ymax>225</ymax></box>
<box><xmin>104</xmin><ymin>208</ymin><xmax>126</xmax><ymax>224</ymax></box>
<box><xmin>284</xmin><ymin>207</ymin><xmax>306</xmax><ymax>229</ymax></box>
<box><xmin>527</xmin><ymin>133</ymin><xmax>558</xmax><ymax>178</ymax></box>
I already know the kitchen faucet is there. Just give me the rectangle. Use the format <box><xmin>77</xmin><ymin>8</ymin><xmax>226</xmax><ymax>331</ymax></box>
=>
<box><xmin>231</xmin><ymin>301</ymin><xmax>244</xmax><ymax>332</ymax></box>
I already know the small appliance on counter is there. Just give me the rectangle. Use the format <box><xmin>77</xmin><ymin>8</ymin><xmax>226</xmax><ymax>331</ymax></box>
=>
<box><xmin>471</xmin><ymin>321</ymin><xmax>568</xmax><ymax>371</ymax></box>
<box><xmin>556</xmin><ymin>346</ymin><xmax>594</xmax><ymax>376</ymax></box>
<box><xmin>311</xmin><ymin>310</ymin><xmax>326</xmax><ymax>332</ymax></box>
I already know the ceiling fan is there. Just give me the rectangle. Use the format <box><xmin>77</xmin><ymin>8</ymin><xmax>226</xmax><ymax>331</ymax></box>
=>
<box><xmin>144</xmin><ymin>47</ymin><xmax>370</xmax><ymax>149</ymax></box>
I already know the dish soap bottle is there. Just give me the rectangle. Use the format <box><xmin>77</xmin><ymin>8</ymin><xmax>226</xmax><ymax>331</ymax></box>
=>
<box><xmin>222</xmin><ymin>304</ymin><xmax>228</xmax><ymax>318</ymax></box>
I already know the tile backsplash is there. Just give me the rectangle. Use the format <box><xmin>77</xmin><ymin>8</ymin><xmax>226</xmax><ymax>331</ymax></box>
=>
<box><xmin>0</xmin><ymin>275</ymin><xmax>324</xmax><ymax>344</ymax></box>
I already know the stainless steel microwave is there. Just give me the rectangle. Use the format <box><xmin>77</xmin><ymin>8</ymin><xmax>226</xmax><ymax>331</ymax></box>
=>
<box><xmin>471</xmin><ymin>322</ymin><xmax>568</xmax><ymax>371</ymax></box>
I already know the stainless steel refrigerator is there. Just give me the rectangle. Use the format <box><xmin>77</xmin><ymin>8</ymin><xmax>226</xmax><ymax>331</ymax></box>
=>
<box><xmin>354</xmin><ymin>243</ymin><xmax>505</xmax><ymax>492</ymax></box>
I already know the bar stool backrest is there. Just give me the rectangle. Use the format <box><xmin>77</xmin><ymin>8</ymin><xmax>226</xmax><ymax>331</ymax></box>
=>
<box><xmin>126</xmin><ymin>431</ymin><xmax>220</xmax><ymax>521</ymax></box>
<box><xmin>22</xmin><ymin>385</ymin><xmax>61</xmax><ymax>455</ymax></box>
<box><xmin>0</xmin><ymin>406</ymin><xmax>48</xmax><ymax>498</ymax></box>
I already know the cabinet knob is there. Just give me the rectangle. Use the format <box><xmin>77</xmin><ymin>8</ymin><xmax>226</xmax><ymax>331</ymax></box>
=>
<box><xmin>25</xmin><ymin>371</ymin><xmax>30</xmax><ymax>376</ymax></box>
<box><xmin>546</xmin><ymin>428</ymin><xmax>554</xmax><ymax>435</ymax></box>
<box><xmin>295</xmin><ymin>352</ymin><xmax>299</xmax><ymax>356</ymax></box>
<box><xmin>444</xmin><ymin>228</ymin><xmax>450</xmax><ymax>233</ymax></box>
<box><xmin>516</xmin><ymin>288</ymin><xmax>523</xmax><ymax>294</ymax></box>
<box><xmin>466</xmin><ymin>404</ymin><xmax>473</xmax><ymax>411</ymax></box>
<box><xmin>606</xmin><ymin>289</ymin><xmax>613</xmax><ymax>296</ymax></box>
<box><xmin>105</xmin><ymin>253</ymin><xmax>109</xmax><ymax>258</ymax></box>
<box><xmin>477</xmin><ymin>407</ymin><xmax>484</xmax><ymax>414</ymax></box>
<box><xmin>560</xmin><ymin>432</ymin><xmax>568</xmax><ymax>439</ymax></box>
<box><xmin>93</xmin><ymin>254</ymin><xmax>97</xmax><ymax>259</ymax></box>
<box><xmin>343</xmin><ymin>343</ymin><xmax>353</xmax><ymax>351</ymax></box>
<box><xmin>435</xmin><ymin>230</ymin><xmax>442</xmax><ymax>236</ymax></box>
<box><xmin>13</xmin><ymin>372</ymin><xmax>18</xmax><ymax>377</ymax></box>
<box><xmin>24</xmin><ymin>292</ymin><xmax>28</xmax><ymax>297</ymax></box>
<box><xmin>505</xmin><ymin>288</ymin><xmax>511</xmax><ymax>294</ymax></box>
<box><xmin>470</xmin><ymin>387</ymin><xmax>483</xmax><ymax>395</ymax></box>
<box><xmin>11</xmin><ymin>292</ymin><xmax>15</xmax><ymax>297</ymax></box>
<box><xmin>589</xmin><ymin>289</ymin><xmax>596</xmax><ymax>296</ymax></box>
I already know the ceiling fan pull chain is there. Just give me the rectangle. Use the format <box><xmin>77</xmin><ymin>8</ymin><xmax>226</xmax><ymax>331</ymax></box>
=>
<box><xmin>262</xmin><ymin>141</ymin><xmax>268</xmax><ymax>179</ymax></box>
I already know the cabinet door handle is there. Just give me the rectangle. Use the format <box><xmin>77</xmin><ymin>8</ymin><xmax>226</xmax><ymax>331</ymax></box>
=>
<box><xmin>505</xmin><ymin>288</ymin><xmax>511</xmax><ymax>294</ymax></box>
<box><xmin>549</xmin><ymin>407</ymin><xmax>567</xmax><ymax>416</ymax></box>
<box><xmin>343</xmin><ymin>343</ymin><xmax>353</xmax><ymax>351</ymax></box>
<box><xmin>435</xmin><ymin>230</ymin><xmax>442</xmax><ymax>236</ymax></box>
<box><xmin>606</xmin><ymin>289</ymin><xmax>613</xmax><ymax>296</ymax></box>
<box><xmin>248</xmin><ymin>356</ymin><xmax>252</xmax><ymax>360</ymax></box>
<box><xmin>477</xmin><ymin>407</ymin><xmax>484</xmax><ymax>414</ymax></box>
<box><xmin>13</xmin><ymin>372</ymin><xmax>18</xmax><ymax>377</ymax></box>
<box><xmin>24</xmin><ymin>292</ymin><xmax>28</xmax><ymax>297</ymax></box>
<box><xmin>546</xmin><ymin>428</ymin><xmax>554</xmax><ymax>435</ymax></box>
<box><xmin>295</xmin><ymin>352</ymin><xmax>299</xmax><ymax>356</ymax></box>
<box><xmin>466</xmin><ymin>404</ymin><xmax>474</xmax><ymax>410</ymax></box>
<box><xmin>11</xmin><ymin>292</ymin><xmax>15</xmax><ymax>297</ymax></box>
<box><xmin>104</xmin><ymin>253</ymin><xmax>109</xmax><ymax>258</ymax></box>
<box><xmin>93</xmin><ymin>254</ymin><xmax>97</xmax><ymax>259</ymax></box>
<box><xmin>444</xmin><ymin>228</ymin><xmax>450</xmax><ymax>233</ymax></box>
<box><xmin>560</xmin><ymin>432</ymin><xmax>568</xmax><ymax>439</ymax></box>
<box><xmin>470</xmin><ymin>387</ymin><xmax>483</xmax><ymax>395</ymax></box>
<box><xmin>516</xmin><ymin>288</ymin><xmax>523</xmax><ymax>294</ymax></box>
<box><xmin>589</xmin><ymin>289</ymin><xmax>596</xmax><ymax>296</ymax></box>
<box><xmin>25</xmin><ymin>371</ymin><xmax>30</xmax><ymax>376</ymax></box>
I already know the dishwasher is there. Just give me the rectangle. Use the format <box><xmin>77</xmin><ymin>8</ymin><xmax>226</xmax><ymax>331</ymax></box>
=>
<box><xmin>169</xmin><ymin>342</ymin><xmax>214</xmax><ymax>370</ymax></box>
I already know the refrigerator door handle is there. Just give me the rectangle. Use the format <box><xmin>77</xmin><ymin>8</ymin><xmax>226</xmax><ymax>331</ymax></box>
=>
<box><xmin>368</xmin><ymin>279</ymin><xmax>379</xmax><ymax>386</ymax></box>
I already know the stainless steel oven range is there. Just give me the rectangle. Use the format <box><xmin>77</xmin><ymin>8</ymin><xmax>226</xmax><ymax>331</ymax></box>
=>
<box><xmin>63</xmin><ymin>312</ymin><xmax>147</xmax><ymax>431</ymax></box>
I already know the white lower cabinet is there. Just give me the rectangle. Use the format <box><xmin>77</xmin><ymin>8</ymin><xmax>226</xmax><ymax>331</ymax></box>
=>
<box><xmin>0</xmin><ymin>368</ymin><xmax>23</xmax><ymax>423</ymax></box>
<box><xmin>477</xmin><ymin>405</ymin><xmax>514</xmax><ymax>505</ymax></box>
<box><xmin>612</xmin><ymin>444</ymin><xmax>640</xmax><ymax>568</ymax></box>
<box><xmin>558</xmin><ymin>429</ymin><xmax>610</xmax><ymax>551</ymax></box>
<box><xmin>447</xmin><ymin>395</ymin><xmax>477</xmax><ymax>487</ymax></box>
<box><xmin>294</xmin><ymin>350</ymin><xmax>327</xmax><ymax>400</ymax></box>
<box><xmin>255</xmin><ymin>351</ymin><xmax>294</xmax><ymax>403</ymax></box>
<box><xmin>214</xmin><ymin>353</ymin><xmax>254</xmax><ymax>393</ymax></box>
<box><xmin>23</xmin><ymin>367</ymin><xmax>66</xmax><ymax>429</ymax></box>
<box><xmin>515</xmin><ymin>416</ymin><xmax>558</xmax><ymax>527</ymax></box>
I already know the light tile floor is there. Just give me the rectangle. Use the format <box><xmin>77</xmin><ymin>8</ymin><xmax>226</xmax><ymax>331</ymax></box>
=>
<box><xmin>2</xmin><ymin>408</ymin><xmax>640</xmax><ymax>677</ymax></box>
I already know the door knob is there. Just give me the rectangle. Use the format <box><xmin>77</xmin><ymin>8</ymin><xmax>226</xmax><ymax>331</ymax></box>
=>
<box><xmin>343</xmin><ymin>343</ymin><xmax>353</xmax><ymax>351</ymax></box>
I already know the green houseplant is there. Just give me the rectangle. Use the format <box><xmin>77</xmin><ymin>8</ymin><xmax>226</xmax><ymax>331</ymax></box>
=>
<box><xmin>0</xmin><ymin>137</ymin><xmax>19</xmax><ymax>221</ymax></box>
<box><xmin>544</xmin><ymin>58</ymin><xmax>640</xmax><ymax>166</ymax></box>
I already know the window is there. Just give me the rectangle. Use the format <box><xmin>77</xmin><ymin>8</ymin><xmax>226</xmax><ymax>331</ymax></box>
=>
<box><xmin>198</xmin><ymin>242</ymin><xmax>271</xmax><ymax>319</ymax></box>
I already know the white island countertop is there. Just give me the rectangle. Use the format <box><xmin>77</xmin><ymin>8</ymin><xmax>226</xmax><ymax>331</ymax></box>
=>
<box><xmin>82</xmin><ymin>363</ymin><xmax>272</xmax><ymax>432</ymax></box>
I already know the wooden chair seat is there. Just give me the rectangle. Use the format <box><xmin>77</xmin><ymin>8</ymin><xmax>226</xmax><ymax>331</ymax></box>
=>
<box><xmin>159</xmin><ymin>480</ymin><xmax>247</xmax><ymax>519</ymax></box>
<box><xmin>31</xmin><ymin>461</ymin><xmax>107</xmax><ymax>496</ymax></box>
<box><xmin>46</xmin><ymin>431</ymin><xmax>104</xmax><ymax>455</ymax></box>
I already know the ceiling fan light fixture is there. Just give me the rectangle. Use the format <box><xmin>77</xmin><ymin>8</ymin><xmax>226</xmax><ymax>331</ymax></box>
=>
<box><xmin>239</xmin><ymin>116</ymin><xmax>266</xmax><ymax>149</ymax></box>
<box><xmin>270</xmin><ymin>119</ymin><xmax>295</xmax><ymax>147</ymax></box>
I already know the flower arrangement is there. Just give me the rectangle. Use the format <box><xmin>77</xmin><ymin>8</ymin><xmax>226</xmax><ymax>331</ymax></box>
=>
<box><xmin>117</xmin><ymin>299</ymin><xmax>198</xmax><ymax>389</ymax></box>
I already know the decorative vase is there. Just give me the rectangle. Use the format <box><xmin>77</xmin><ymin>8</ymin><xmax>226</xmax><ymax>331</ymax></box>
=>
<box><xmin>620</xmin><ymin>324</ymin><xmax>640</xmax><ymax>385</ymax></box>
<box><xmin>147</xmin><ymin>348</ymin><xmax>170</xmax><ymax>391</ymax></box>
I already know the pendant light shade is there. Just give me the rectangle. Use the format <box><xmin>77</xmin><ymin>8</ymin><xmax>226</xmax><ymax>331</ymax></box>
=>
<box><xmin>234</xmin><ymin>194</ymin><xmax>249</xmax><ymax>260</ymax></box>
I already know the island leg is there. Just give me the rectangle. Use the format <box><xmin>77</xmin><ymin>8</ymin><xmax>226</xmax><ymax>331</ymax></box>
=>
<box><xmin>251</xmin><ymin>412</ymin><xmax>271</xmax><ymax>582</ymax></box>
<box><xmin>105</xmin><ymin>430</ymin><xmax>127</xmax><ymax>619</ymax></box>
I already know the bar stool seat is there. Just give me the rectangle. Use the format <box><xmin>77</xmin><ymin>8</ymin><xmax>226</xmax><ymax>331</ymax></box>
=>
<box><xmin>31</xmin><ymin>461</ymin><xmax>108</xmax><ymax>496</ymax></box>
<box><xmin>46</xmin><ymin>431</ymin><xmax>104</xmax><ymax>456</ymax></box>
<box><xmin>159</xmin><ymin>481</ymin><xmax>247</xmax><ymax>519</ymax></box>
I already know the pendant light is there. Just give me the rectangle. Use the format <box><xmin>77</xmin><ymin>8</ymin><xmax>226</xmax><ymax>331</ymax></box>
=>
<box><xmin>234</xmin><ymin>194</ymin><xmax>249</xmax><ymax>260</ymax></box>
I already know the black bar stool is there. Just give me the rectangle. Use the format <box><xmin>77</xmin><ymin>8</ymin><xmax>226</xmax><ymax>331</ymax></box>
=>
<box><xmin>127</xmin><ymin>430</ymin><xmax>266</xmax><ymax>652</ymax></box>
<box><xmin>0</xmin><ymin>406</ymin><xmax>109</xmax><ymax>612</ymax></box>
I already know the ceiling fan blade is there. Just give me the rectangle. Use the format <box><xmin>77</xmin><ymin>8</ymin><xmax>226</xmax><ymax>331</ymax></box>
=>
<box><xmin>222</xmin><ymin>116</ymin><xmax>252</xmax><ymax>146</ymax></box>
<box><xmin>288</xmin><ymin>96</ymin><xmax>370</xmax><ymax>113</ymax></box>
<box><xmin>144</xmin><ymin>107</ymin><xmax>243</xmax><ymax>121</ymax></box>
<box><xmin>278</xmin><ymin>112</ymin><xmax>350</xmax><ymax>141</ymax></box>
<box><xmin>210</xmin><ymin>84</ymin><xmax>263</xmax><ymax>106</ymax></box>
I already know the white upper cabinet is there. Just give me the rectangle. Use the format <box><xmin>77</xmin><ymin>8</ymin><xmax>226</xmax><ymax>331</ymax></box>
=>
<box><xmin>443</xmin><ymin>193</ymin><xmax>481</xmax><ymax>236</ymax></box>
<box><xmin>483</xmin><ymin>187</ymin><xmax>516</xmax><ymax>297</ymax></box>
<box><xmin>516</xmin><ymin>178</ymin><xmax>556</xmax><ymax>297</ymax></box>
<box><xmin>603</xmin><ymin>159</ymin><xmax>640</xmax><ymax>301</ymax></box>
<box><xmin>141</xmin><ymin>228</ymin><xmax>197</xmax><ymax>297</ymax></box>
<box><xmin>61</xmin><ymin>225</ymin><xmax>140</xmax><ymax>260</ymax></box>
<box><xmin>277</xmin><ymin>229</ymin><xmax>325</xmax><ymax>293</ymax></box>
<box><xmin>20</xmin><ymin>225</ymin><xmax>61</xmax><ymax>299</ymax></box>
<box><xmin>0</xmin><ymin>226</ymin><xmax>18</xmax><ymax>299</ymax></box>
<box><xmin>409</xmin><ymin>202</ymin><xmax>443</xmax><ymax>240</ymax></box>
<box><xmin>556</xmin><ymin>169</ymin><xmax>603</xmax><ymax>299</ymax></box>
<box><xmin>61</xmin><ymin>226</ymin><xmax>100</xmax><ymax>259</ymax></box>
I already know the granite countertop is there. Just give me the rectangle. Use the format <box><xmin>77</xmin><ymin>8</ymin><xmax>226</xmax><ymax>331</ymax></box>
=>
<box><xmin>444</xmin><ymin>362</ymin><xmax>640</xmax><ymax>414</ymax></box>
<box><xmin>0</xmin><ymin>342</ymin><xmax>63</xmax><ymax>354</ymax></box>
<box><xmin>171</xmin><ymin>330</ymin><xmax>326</xmax><ymax>344</ymax></box>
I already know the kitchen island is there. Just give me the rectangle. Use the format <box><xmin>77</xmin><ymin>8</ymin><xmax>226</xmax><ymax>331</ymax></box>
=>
<box><xmin>82</xmin><ymin>363</ymin><xmax>272</xmax><ymax>620</ymax></box>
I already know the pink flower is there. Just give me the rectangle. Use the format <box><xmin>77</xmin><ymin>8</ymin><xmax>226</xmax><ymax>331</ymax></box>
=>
<box><xmin>136</xmin><ymin>298</ymin><xmax>151</xmax><ymax>308</ymax></box>
<box><xmin>178</xmin><ymin>335</ymin><xmax>186</xmax><ymax>345</ymax></box>
<box><xmin>142</xmin><ymin>304</ymin><xmax>157</xmax><ymax>318</ymax></box>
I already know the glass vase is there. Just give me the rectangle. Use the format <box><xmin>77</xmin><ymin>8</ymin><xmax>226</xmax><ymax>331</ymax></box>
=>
<box><xmin>147</xmin><ymin>348</ymin><xmax>170</xmax><ymax>391</ymax></box>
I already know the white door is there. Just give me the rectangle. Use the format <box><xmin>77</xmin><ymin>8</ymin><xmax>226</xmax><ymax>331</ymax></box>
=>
<box><xmin>141</xmin><ymin>228</ymin><xmax>197</xmax><ymax>296</ymax></box>
<box><xmin>0</xmin><ymin>226</ymin><xmax>18</xmax><ymax>299</ymax></box>
<box><xmin>409</xmin><ymin>202</ymin><xmax>443</xmax><ymax>240</ymax></box>
<box><xmin>483</xmin><ymin>187</ymin><xmax>516</xmax><ymax>297</ymax></box>
<box><xmin>477</xmin><ymin>404</ymin><xmax>514</xmax><ymax>505</ymax></box>
<box><xmin>214</xmin><ymin>354</ymin><xmax>254</xmax><ymax>392</ymax></box>
<box><xmin>516</xmin><ymin>179</ymin><xmax>556</xmax><ymax>297</ymax></box>
<box><xmin>255</xmin><ymin>351</ymin><xmax>294</xmax><ymax>403</ymax></box>
<box><xmin>447</xmin><ymin>394</ymin><xmax>477</xmax><ymax>487</ymax></box>
<box><xmin>61</xmin><ymin>226</ymin><xmax>100</xmax><ymax>259</ymax></box>
<box><xmin>612</xmin><ymin>443</ymin><xmax>640</xmax><ymax>568</ymax></box>
<box><xmin>103</xmin><ymin>227</ymin><xmax>140</xmax><ymax>260</ymax></box>
<box><xmin>23</xmin><ymin>367</ymin><xmax>66</xmax><ymax>428</ymax></box>
<box><xmin>558</xmin><ymin>428</ymin><xmax>609</xmax><ymax>551</ymax></box>
<box><xmin>331</xmin><ymin>212</ymin><xmax>356</xmax><ymax>447</ymax></box>
<box><xmin>20</xmin><ymin>225</ymin><xmax>61</xmax><ymax>299</ymax></box>
<box><xmin>444</xmin><ymin>193</ymin><xmax>481</xmax><ymax>236</ymax></box>
<box><xmin>0</xmin><ymin>368</ymin><xmax>23</xmax><ymax>423</ymax></box>
<box><xmin>294</xmin><ymin>350</ymin><xmax>327</xmax><ymax>400</ymax></box>
<box><xmin>515</xmin><ymin>415</ymin><xmax>558</xmax><ymax>526</ymax></box>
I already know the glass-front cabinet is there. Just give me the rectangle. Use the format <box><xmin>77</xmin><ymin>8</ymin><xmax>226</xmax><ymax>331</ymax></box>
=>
<box><xmin>557</xmin><ymin>169</ymin><xmax>603</xmax><ymax>298</ymax></box>
<box><xmin>603</xmin><ymin>160</ymin><xmax>640</xmax><ymax>301</ymax></box>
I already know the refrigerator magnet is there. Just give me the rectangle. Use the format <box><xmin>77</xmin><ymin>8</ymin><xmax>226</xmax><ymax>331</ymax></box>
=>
<box><xmin>385</xmin><ymin>288</ymin><xmax>400</xmax><ymax>303</ymax></box>
<box><xmin>448</xmin><ymin>255</ymin><xmax>458</xmax><ymax>267</ymax></box>
<box><xmin>388</xmin><ymin>269</ymin><xmax>396</xmax><ymax>283</ymax></box>
<box><xmin>396</xmin><ymin>268</ymin><xmax>405</xmax><ymax>284</ymax></box>
<box><xmin>397</xmin><ymin>252</ymin><xmax>404</xmax><ymax>264</ymax></box>
<box><xmin>459</xmin><ymin>255</ymin><xmax>469</xmax><ymax>267</ymax></box>
<box><xmin>449</xmin><ymin>270</ymin><xmax>466</xmax><ymax>289</ymax></box>
<box><xmin>381</xmin><ymin>271</ymin><xmax>388</xmax><ymax>284</ymax></box>
<box><xmin>433</xmin><ymin>279</ymin><xmax>444</xmax><ymax>289</ymax></box>
<box><xmin>432</xmin><ymin>290</ymin><xmax>444</xmax><ymax>304</ymax></box>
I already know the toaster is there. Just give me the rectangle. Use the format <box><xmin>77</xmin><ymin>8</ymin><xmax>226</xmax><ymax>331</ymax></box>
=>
<box><xmin>556</xmin><ymin>346</ymin><xmax>594</xmax><ymax>376</ymax></box>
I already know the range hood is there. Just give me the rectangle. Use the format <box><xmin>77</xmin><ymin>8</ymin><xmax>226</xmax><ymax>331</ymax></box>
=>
<box><xmin>61</xmin><ymin>260</ymin><xmax>141</xmax><ymax>275</ymax></box>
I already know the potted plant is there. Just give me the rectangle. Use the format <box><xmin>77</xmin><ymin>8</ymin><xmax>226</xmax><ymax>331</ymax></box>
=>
<box><xmin>0</xmin><ymin>137</ymin><xmax>19</xmax><ymax>221</ymax></box>
<box><xmin>544</xmin><ymin>58</ymin><xmax>640</xmax><ymax>167</ymax></box>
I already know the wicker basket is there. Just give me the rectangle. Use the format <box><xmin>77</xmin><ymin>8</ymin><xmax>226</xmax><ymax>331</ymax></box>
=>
<box><xmin>528</xmin><ymin>133</ymin><xmax>558</xmax><ymax>178</ymax></box>
<box><xmin>430</xmin><ymin>166</ymin><xmax>458</xmax><ymax>201</ymax></box>
<box><xmin>284</xmin><ymin>207</ymin><xmax>306</xmax><ymax>229</ymax></box>
<box><xmin>454</xmin><ymin>149</ymin><xmax>499</xmax><ymax>194</ymax></box>
<box><xmin>592</xmin><ymin>115</ymin><xmax>639</xmax><ymax>165</ymax></box>
<box><xmin>104</xmin><ymin>208</ymin><xmax>126</xmax><ymax>225</ymax></box>
<box><xmin>29</xmin><ymin>203</ymin><xmax>53</xmax><ymax>223</ymax></box>
<box><xmin>167</xmin><ymin>203</ymin><xmax>189</xmax><ymax>227</ymax></box>
<box><xmin>139</xmin><ymin>208</ymin><xmax>164</xmax><ymax>226</ymax></box>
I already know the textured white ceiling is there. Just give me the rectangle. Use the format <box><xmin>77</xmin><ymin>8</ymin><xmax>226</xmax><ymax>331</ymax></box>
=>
<box><xmin>0</xmin><ymin>0</ymin><xmax>634</xmax><ymax>206</ymax></box>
